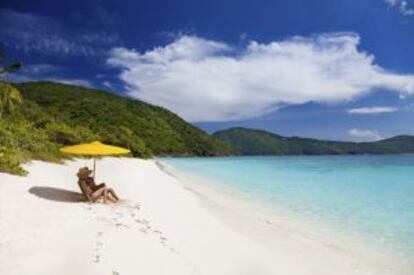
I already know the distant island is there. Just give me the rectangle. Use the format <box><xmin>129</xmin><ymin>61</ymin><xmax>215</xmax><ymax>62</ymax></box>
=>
<box><xmin>213</xmin><ymin>127</ymin><xmax>414</xmax><ymax>155</ymax></box>
<box><xmin>3</xmin><ymin>81</ymin><xmax>414</xmax><ymax>175</ymax></box>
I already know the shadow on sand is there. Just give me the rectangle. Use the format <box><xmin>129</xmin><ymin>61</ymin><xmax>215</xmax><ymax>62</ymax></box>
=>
<box><xmin>29</xmin><ymin>186</ymin><xmax>85</xmax><ymax>203</ymax></box>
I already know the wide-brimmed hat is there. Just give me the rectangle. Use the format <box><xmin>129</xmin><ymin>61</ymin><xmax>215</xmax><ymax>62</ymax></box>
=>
<box><xmin>77</xmin><ymin>166</ymin><xmax>93</xmax><ymax>178</ymax></box>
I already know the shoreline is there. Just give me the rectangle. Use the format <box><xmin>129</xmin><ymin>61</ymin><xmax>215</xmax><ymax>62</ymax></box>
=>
<box><xmin>159</xmin><ymin>160</ymin><xmax>412</xmax><ymax>274</ymax></box>
<box><xmin>0</xmin><ymin>158</ymin><xmax>410</xmax><ymax>275</ymax></box>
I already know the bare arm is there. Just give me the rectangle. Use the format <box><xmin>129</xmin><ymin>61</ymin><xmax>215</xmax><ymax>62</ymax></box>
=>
<box><xmin>79</xmin><ymin>180</ymin><xmax>94</xmax><ymax>203</ymax></box>
<box><xmin>95</xmin><ymin>183</ymin><xmax>106</xmax><ymax>189</ymax></box>
<box><xmin>86</xmin><ymin>177</ymin><xmax>106</xmax><ymax>191</ymax></box>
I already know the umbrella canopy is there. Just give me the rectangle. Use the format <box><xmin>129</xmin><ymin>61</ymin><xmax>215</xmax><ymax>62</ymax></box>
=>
<box><xmin>60</xmin><ymin>141</ymin><xmax>130</xmax><ymax>178</ymax></box>
<box><xmin>60</xmin><ymin>141</ymin><xmax>130</xmax><ymax>156</ymax></box>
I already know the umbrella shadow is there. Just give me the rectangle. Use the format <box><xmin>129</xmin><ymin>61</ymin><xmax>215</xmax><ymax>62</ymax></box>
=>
<box><xmin>29</xmin><ymin>186</ymin><xmax>85</xmax><ymax>203</ymax></box>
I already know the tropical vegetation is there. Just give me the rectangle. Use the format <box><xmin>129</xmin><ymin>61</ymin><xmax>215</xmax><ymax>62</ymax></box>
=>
<box><xmin>0</xmin><ymin>81</ymin><xmax>232</xmax><ymax>175</ymax></box>
<box><xmin>0</xmin><ymin>81</ymin><xmax>22</xmax><ymax>116</ymax></box>
<box><xmin>2</xmin><ymin>80</ymin><xmax>414</xmax><ymax>176</ymax></box>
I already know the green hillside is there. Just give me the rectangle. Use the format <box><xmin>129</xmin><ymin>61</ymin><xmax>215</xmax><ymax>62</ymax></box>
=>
<box><xmin>213</xmin><ymin>127</ymin><xmax>414</xmax><ymax>155</ymax></box>
<box><xmin>0</xmin><ymin>81</ymin><xmax>232</xmax><ymax>175</ymax></box>
<box><xmin>3</xmin><ymin>81</ymin><xmax>414</xmax><ymax>176</ymax></box>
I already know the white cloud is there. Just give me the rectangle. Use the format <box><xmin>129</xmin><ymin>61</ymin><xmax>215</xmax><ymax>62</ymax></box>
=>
<box><xmin>102</xmin><ymin>81</ymin><xmax>114</xmax><ymax>89</ymax></box>
<box><xmin>108</xmin><ymin>33</ymin><xmax>414</xmax><ymax>122</ymax></box>
<box><xmin>347</xmin><ymin>106</ymin><xmax>398</xmax><ymax>114</ymax></box>
<box><xmin>348</xmin><ymin>129</ymin><xmax>383</xmax><ymax>141</ymax></box>
<box><xmin>2</xmin><ymin>64</ymin><xmax>58</xmax><ymax>82</ymax></box>
<box><xmin>2</xmin><ymin>63</ymin><xmax>93</xmax><ymax>88</ymax></box>
<box><xmin>384</xmin><ymin>0</ymin><xmax>414</xmax><ymax>15</ymax></box>
<box><xmin>47</xmin><ymin>78</ymin><xmax>93</xmax><ymax>88</ymax></box>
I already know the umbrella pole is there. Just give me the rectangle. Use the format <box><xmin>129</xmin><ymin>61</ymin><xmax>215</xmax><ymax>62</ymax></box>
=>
<box><xmin>93</xmin><ymin>158</ymin><xmax>96</xmax><ymax>180</ymax></box>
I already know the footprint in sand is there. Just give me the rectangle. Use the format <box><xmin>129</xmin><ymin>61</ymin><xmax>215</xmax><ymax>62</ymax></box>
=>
<box><xmin>115</xmin><ymin>223</ymin><xmax>130</xmax><ymax>228</ymax></box>
<box><xmin>169</xmin><ymin>246</ymin><xmax>180</xmax><ymax>253</ymax></box>
<box><xmin>93</xmin><ymin>232</ymin><xmax>104</xmax><ymax>263</ymax></box>
<box><xmin>93</xmin><ymin>255</ymin><xmax>100</xmax><ymax>263</ymax></box>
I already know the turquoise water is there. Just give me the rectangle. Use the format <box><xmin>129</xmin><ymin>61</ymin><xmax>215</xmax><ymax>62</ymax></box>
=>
<box><xmin>160</xmin><ymin>155</ymin><xmax>414</xmax><ymax>263</ymax></box>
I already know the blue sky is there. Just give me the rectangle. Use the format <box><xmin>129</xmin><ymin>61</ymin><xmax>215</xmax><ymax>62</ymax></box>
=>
<box><xmin>1</xmin><ymin>0</ymin><xmax>414</xmax><ymax>141</ymax></box>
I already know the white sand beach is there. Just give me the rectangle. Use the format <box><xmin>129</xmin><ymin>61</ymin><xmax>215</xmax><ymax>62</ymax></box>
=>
<box><xmin>0</xmin><ymin>158</ymin><xmax>407</xmax><ymax>275</ymax></box>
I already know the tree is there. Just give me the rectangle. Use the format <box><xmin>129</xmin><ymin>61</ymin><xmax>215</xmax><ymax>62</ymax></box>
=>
<box><xmin>0</xmin><ymin>44</ymin><xmax>21</xmax><ymax>75</ymax></box>
<box><xmin>0</xmin><ymin>81</ymin><xmax>22</xmax><ymax>116</ymax></box>
<box><xmin>0</xmin><ymin>43</ymin><xmax>23</xmax><ymax>116</ymax></box>
<box><xmin>0</xmin><ymin>62</ymin><xmax>21</xmax><ymax>74</ymax></box>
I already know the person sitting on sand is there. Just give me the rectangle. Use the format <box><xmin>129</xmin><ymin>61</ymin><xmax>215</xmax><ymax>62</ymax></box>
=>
<box><xmin>77</xmin><ymin>167</ymin><xmax>119</xmax><ymax>204</ymax></box>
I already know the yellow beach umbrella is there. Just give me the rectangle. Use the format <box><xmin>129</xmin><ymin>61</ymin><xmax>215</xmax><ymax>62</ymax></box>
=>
<box><xmin>60</xmin><ymin>141</ymin><xmax>130</xmax><ymax>178</ymax></box>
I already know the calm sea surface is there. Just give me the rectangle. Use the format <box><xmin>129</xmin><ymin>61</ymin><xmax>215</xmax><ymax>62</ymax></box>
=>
<box><xmin>160</xmin><ymin>155</ymin><xmax>414</xmax><ymax>264</ymax></box>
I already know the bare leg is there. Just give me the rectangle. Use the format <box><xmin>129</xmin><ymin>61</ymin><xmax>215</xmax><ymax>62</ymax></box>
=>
<box><xmin>103</xmin><ymin>189</ymin><xmax>108</xmax><ymax>204</ymax></box>
<box><xmin>107</xmin><ymin>188</ymin><xmax>119</xmax><ymax>202</ymax></box>
<box><xmin>95</xmin><ymin>183</ymin><xmax>106</xmax><ymax>189</ymax></box>
<box><xmin>91</xmin><ymin>187</ymin><xmax>106</xmax><ymax>203</ymax></box>
<box><xmin>90</xmin><ymin>187</ymin><xmax>118</xmax><ymax>204</ymax></box>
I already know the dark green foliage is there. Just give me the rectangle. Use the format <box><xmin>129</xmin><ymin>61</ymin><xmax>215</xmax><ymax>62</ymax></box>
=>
<box><xmin>0</xmin><ymin>62</ymin><xmax>21</xmax><ymax>74</ymax></box>
<box><xmin>0</xmin><ymin>151</ymin><xmax>27</xmax><ymax>176</ymax></box>
<box><xmin>0</xmin><ymin>111</ymin><xmax>62</xmax><ymax>175</ymax></box>
<box><xmin>0</xmin><ymin>81</ymin><xmax>233</xmax><ymax>175</ymax></box>
<box><xmin>213</xmin><ymin>127</ymin><xmax>414</xmax><ymax>155</ymax></box>
<box><xmin>15</xmin><ymin>81</ymin><xmax>232</xmax><ymax>157</ymax></box>
<box><xmin>0</xmin><ymin>81</ymin><xmax>23</xmax><ymax>116</ymax></box>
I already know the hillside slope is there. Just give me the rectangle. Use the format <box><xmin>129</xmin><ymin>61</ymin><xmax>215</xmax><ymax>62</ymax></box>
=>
<box><xmin>213</xmin><ymin>127</ymin><xmax>414</xmax><ymax>155</ymax></box>
<box><xmin>16</xmin><ymin>81</ymin><xmax>233</xmax><ymax>156</ymax></box>
<box><xmin>0</xmin><ymin>81</ymin><xmax>233</xmax><ymax>174</ymax></box>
